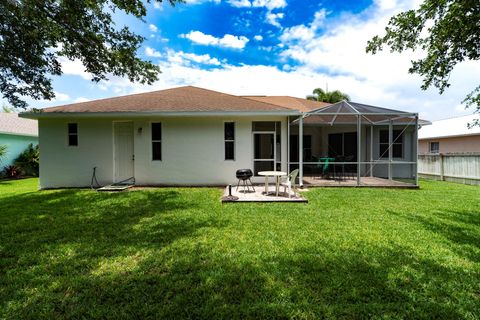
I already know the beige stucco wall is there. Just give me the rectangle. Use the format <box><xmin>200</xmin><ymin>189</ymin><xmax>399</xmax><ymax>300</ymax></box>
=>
<box><xmin>38</xmin><ymin>116</ymin><xmax>288</xmax><ymax>188</ymax></box>
<box><xmin>419</xmin><ymin>135</ymin><xmax>480</xmax><ymax>154</ymax></box>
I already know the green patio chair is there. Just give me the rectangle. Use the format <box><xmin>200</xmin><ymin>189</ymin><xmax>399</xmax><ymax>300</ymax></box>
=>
<box><xmin>281</xmin><ymin>169</ymin><xmax>299</xmax><ymax>198</ymax></box>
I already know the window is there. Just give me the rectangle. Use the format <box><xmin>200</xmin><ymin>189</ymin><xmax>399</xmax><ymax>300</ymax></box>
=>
<box><xmin>224</xmin><ymin>122</ymin><xmax>235</xmax><ymax>160</ymax></box>
<box><xmin>429</xmin><ymin>142</ymin><xmax>440</xmax><ymax>154</ymax></box>
<box><xmin>68</xmin><ymin>123</ymin><xmax>78</xmax><ymax>146</ymax></box>
<box><xmin>379</xmin><ymin>130</ymin><xmax>403</xmax><ymax>158</ymax></box>
<box><xmin>152</xmin><ymin>122</ymin><xmax>162</xmax><ymax>161</ymax></box>
<box><xmin>289</xmin><ymin>135</ymin><xmax>312</xmax><ymax>162</ymax></box>
<box><xmin>327</xmin><ymin>132</ymin><xmax>357</xmax><ymax>161</ymax></box>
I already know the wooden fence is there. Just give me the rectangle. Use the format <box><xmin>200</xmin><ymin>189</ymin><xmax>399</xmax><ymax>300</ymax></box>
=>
<box><xmin>418</xmin><ymin>153</ymin><xmax>480</xmax><ymax>185</ymax></box>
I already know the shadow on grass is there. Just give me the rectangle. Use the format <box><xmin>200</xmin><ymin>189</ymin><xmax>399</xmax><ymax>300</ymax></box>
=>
<box><xmin>0</xmin><ymin>188</ymin><xmax>478</xmax><ymax>318</ymax></box>
<box><xmin>388</xmin><ymin>208</ymin><xmax>480</xmax><ymax>264</ymax></box>
<box><xmin>7</xmin><ymin>240</ymin><xmax>477</xmax><ymax>318</ymax></box>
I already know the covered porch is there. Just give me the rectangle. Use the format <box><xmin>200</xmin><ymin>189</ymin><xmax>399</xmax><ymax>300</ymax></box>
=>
<box><xmin>288</xmin><ymin>101</ymin><xmax>423</xmax><ymax>188</ymax></box>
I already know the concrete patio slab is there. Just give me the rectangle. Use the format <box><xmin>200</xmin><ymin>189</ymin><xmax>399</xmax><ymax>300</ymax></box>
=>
<box><xmin>222</xmin><ymin>185</ymin><xmax>308</xmax><ymax>203</ymax></box>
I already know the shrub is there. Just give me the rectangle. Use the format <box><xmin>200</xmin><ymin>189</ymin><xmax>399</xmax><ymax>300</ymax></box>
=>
<box><xmin>14</xmin><ymin>144</ymin><xmax>39</xmax><ymax>176</ymax></box>
<box><xmin>0</xmin><ymin>144</ymin><xmax>7</xmax><ymax>164</ymax></box>
<box><xmin>3</xmin><ymin>165</ymin><xmax>22</xmax><ymax>178</ymax></box>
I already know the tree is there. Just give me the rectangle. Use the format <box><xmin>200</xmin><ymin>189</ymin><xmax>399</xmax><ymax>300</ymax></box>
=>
<box><xmin>0</xmin><ymin>145</ymin><xmax>7</xmax><ymax>164</ymax></box>
<box><xmin>14</xmin><ymin>143</ymin><xmax>39</xmax><ymax>176</ymax></box>
<box><xmin>306</xmin><ymin>88</ymin><xmax>351</xmax><ymax>103</ymax></box>
<box><xmin>2</xmin><ymin>104</ymin><xmax>15</xmax><ymax>113</ymax></box>
<box><xmin>366</xmin><ymin>0</ymin><xmax>480</xmax><ymax>126</ymax></box>
<box><xmin>0</xmin><ymin>0</ymin><xmax>182</xmax><ymax>109</ymax></box>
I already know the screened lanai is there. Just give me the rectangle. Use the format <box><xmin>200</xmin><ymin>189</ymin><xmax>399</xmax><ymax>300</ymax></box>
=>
<box><xmin>288</xmin><ymin>101</ymin><xmax>428</xmax><ymax>188</ymax></box>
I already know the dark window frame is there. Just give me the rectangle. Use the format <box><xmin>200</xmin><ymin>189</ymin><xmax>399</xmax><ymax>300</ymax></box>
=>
<box><xmin>379</xmin><ymin>129</ymin><xmax>403</xmax><ymax>159</ymax></box>
<box><xmin>429</xmin><ymin>141</ymin><xmax>440</xmax><ymax>154</ymax></box>
<box><xmin>151</xmin><ymin>122</ymin><xmax>162</xmax><ymax>161</ymax></box>
<box><xmin>67</xmin><ymin>123</ymin><xmax>78</xmax><ymax>146</ymax></box>
<box><xmin>224</xmin><ymin>122</ymin><xmax>235</xmax><ymax>161</ymax></box>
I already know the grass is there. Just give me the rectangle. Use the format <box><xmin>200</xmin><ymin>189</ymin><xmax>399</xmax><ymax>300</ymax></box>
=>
<box><xmin>0</xmin><ymin>178</ymin><xmax>479</xmax><ymax>319</ymax></box>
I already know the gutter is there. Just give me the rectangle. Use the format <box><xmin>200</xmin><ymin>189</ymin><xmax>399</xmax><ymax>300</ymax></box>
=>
<box><xmin>418</xmin><ymin>132</ymin><xmax>480</xmax><ymax>140</ymax></box>
<box><xmin>20</xmin><ymin>110</ymin><xmax>302</xmax><ymax>119</ymax></box>
<box><xmin>0</xmin><ymin>131</ymin><xmax>38</xmax><ymax>137</ymax></box>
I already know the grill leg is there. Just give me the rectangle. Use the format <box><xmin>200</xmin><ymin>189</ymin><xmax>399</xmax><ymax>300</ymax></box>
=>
<box><xmin>236</xmin><ymin>179</ymin><xmax>241</xmax><ymax>191</ymax></box>
<box><xmin>248</xmin><ymin>178</ymin><xmax>255</xmax><ymax>192</ymax></box>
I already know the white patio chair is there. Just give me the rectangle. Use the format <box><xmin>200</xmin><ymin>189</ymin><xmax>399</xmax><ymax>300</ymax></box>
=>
<box><xmin>281</xmin><ymin>169</ymin><xmax>299</xmax><ymax>198</ymax></box>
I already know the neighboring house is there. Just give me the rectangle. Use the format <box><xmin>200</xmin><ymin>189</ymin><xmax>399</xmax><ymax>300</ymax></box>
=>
<box><xmin>419</xmin><ymin>114</ymin><xmax>480</xmax><ymax>154</ymax></box>
<box><xmin>21</xmin><ymin>86</ymin><xmax>423</xmax><ymax>189</ymax></box>
<box><xmin>0</xmin><ymin>113</ymin><xmax>38</xmax><ymax>168</ymax></box>
<box><xmin>418</xmin><ymin>114</ymin><xmax>480</xmax><ymax>185</ymax></box>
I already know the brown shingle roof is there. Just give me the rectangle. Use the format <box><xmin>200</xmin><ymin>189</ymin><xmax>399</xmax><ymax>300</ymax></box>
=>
<box><xmin>40</xmin><ymin>86</ymin><xmax>296</xmax><ymax>114</ymax></box>
<box><xmin>0</xmin><ymin>113</ymin><xmax>38</xmax><ymax>136</ymax></box>
<box><xmin>242</xmin><ymin>96</ymin><xmax>331</xmax><ymax>112</ymax></box>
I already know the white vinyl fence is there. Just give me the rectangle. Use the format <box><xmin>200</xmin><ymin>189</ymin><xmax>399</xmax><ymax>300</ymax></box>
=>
<box><xmin>418</xmin><ymin>153</ymin><xmax>480</xmax><ymax>185</ymax></box>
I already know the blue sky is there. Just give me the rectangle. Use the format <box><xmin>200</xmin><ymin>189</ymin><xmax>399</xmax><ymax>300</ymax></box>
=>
<box><xmin>24</xmin><ymin>0</ymin><xmax>480</xmax><ymax>120</ymax></box>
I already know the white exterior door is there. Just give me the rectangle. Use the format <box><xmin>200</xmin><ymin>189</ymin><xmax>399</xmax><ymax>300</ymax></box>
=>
<box><xmin>114</xmin><ymin>122</ymin><xmax>134</xmax><ymax>182</ymax></box>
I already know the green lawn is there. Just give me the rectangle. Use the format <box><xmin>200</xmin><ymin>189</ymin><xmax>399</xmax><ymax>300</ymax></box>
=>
<box><xmin>0</xmin><ymin>179</ymin><xmax>479</xmax><ymax>319</ymax></box>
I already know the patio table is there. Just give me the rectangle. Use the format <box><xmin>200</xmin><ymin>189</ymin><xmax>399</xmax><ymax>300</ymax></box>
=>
<box><xmin>258</xmin><ymin>171</ymin><xmax>287</xmax><ymax>196</ymax></box>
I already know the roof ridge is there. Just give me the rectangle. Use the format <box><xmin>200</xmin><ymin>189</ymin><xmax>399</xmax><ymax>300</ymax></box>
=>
<box><xmin>431</xmin><ymin>113</ymin><xmax>477</xmax><ymax>121</ymax></box>
<box><xmin>188</xmin><ymin>86</ymin><xmax>296</xmax><ymax>111</ymax></box>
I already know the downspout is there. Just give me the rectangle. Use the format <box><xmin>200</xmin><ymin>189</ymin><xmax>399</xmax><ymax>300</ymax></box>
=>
<box><xmin>357</xmin><ymin>115</ymin><xmax>361</xmax><ymax>186</ymax></box>
<box><xmin>388</xmin><ymin>120</ymin><xmax>393</xmax><ymax>180</ymax></box>
<box><xmin>414</xmin><ymin>115</ymin><xmax>419</xmax><ymax>186</ymax></box>
<box><xmin>287</xmin><ymin>116</ymin><xmax>290</xmax><ymax>174</ymax></box>
<box><xmin>299</xmin><ymin>115</ymin><xmax>303</xmax><ymax>187</ymax></box>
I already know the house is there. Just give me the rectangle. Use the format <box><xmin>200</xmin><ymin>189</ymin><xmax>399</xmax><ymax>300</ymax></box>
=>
<box><xmin>419</xmin><ymin>114</ymin><xmax>480</xmax><ymax>154</ymax></box>
<box><xmin>0</xmin><ymin>113</ymin><xmax>38</xmax><ymax>169</ymax></box>
<box><xmin>21</xmin><ymin>86</ymin><xmax>423</xmax><ymax>189</ymax></box>
<box><xmin>417</xmin><ymin>114</ymin><xmax>480</xmax><ymax>186</ymax></box>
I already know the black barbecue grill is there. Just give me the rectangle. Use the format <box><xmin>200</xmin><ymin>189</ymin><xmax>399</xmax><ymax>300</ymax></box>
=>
<box><xmin>236</xmin><ymin>169</ymin><xmax>255</xmax><ymax>193</ymax></box>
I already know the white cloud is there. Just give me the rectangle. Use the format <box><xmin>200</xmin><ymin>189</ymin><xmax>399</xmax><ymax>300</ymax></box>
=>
<box><xmin>254</xmin><ymin>35</ymin><xmax>263</xmax><ymax>41</ymax></box>
<box><xmin>145</xmin><ymin>46</ymin><xmax>162</xmax><ymax>58</ymax></box>
<box><xmin>225</xmin><ymin>0</ymin><xmax>286</xmax><ymax>9</ymax></box>
<box><xmin>73</xmin><ymin>97</ymin><xmax>90</xmax><ymax>103</ymax></box>
<box><xmin>228</xmin><ymin>0</ymin><xmax>251</xmax><ymax>7</ymax></box>
<box><xmin>266</xmin><ymin>12</ymin><xmax>284</xmax><ymax>28</ymax></box>
<box><xmin>181</xmin><ymin>31</ymin><xmax>249</xmax><ymax>49</ymax></box>
<box><xmin>149</xmin><ymin>24</ymin><xmax>158</xmax><ymax>33</ymax></box>
<box><xmin>279</xmin><ymin>9</ymin><xmax>326</xmax><ymax>42</ymax></box>
<box><xmin>58</xmin><ymin>57</ymin><xmax>92</xmax><ymax>80</ymax></box>
<box><xmin>53</xmin><ymin>92</ymin><xmax>70</xmax><ymax>102</ymax></box>
<box><xmin>252</xmin><ymin>0</ymin><xmax>286</xmax><ymax>10</ymax></box>
<box><xmin>165</xmin><ymin>50</ymin><xmax>221</xmax><ymax>66</ymax></box>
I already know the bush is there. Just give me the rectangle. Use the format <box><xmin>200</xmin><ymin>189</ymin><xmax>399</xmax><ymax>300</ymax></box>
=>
<box><xmin>0</xmin><ymin>144</ymin><xmax>7</xmax><ymax>164</ymax></box>
<box><xmin>3</xmin><ymin>165</ymin><xmax>22</xmax><ymax>178</ymax></box>
<box><xmin>14</xmin><ymin>144</ymin><xmax>39</xmax><ymax>176</ymax></box>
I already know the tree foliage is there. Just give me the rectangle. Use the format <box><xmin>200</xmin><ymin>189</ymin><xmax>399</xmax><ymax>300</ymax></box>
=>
<box><xmin>0</xmin><ymin>145</ymin><xmax>7</xmax><ymax>164</ymax></box>
<box><xmin>307</xmin><ymin>88</ymin><xmax>351</xmax><ymax>103</ymax></box>
<box><xmin>0</xmin><ymin>0</ymin><xmax>182</xmax><ymax>109</ymax></box>
<box><xmin>14</xmin><ymin>143</ymin><xmax>39</xmax><ymax>176</ymax></box>
<box><xmin>366</xmin><ymin>0</ymin><xmax>480</xmax><ymax>125</ymax></box>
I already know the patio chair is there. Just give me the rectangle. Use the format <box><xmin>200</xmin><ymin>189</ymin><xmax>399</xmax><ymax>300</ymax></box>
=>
<box><xmin>281</xmin><ymin>169</ymin><xmax>299</xmax><ymax>198</ymax></box>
